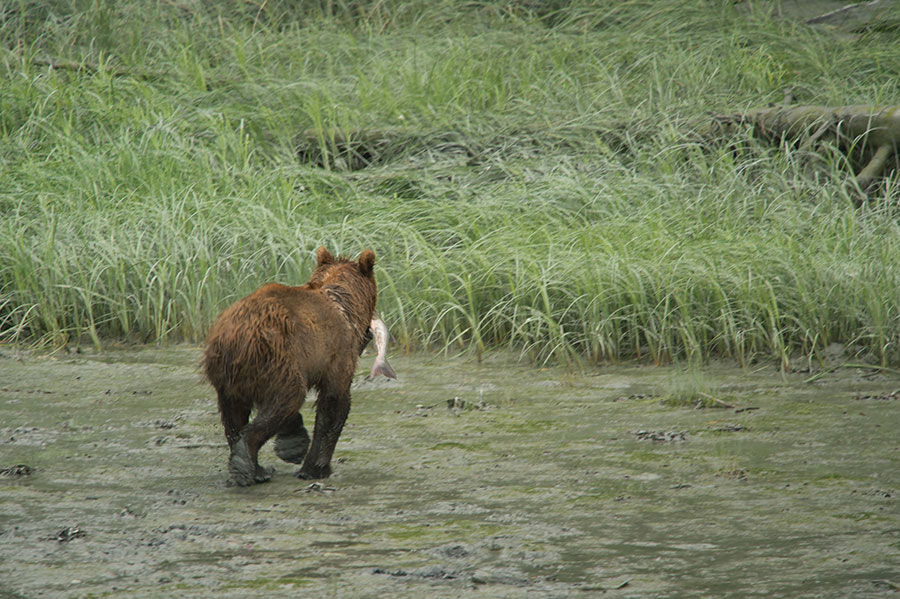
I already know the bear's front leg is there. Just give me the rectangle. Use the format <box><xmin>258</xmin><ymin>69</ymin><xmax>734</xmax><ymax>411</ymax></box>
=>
<box><xmin>296</xmin><ymin>462</ymin><xmax>331</xmax><ymax>480</ymax></box>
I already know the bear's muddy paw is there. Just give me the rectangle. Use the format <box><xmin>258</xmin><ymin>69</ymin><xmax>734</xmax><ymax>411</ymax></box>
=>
<box><xmin>295</xmin><ymin>464</ymin><xmax>332</xmax><ymax>480</ymax></box>
<box><xmin>228</xmin><ymin>440</ymin><xmax>257</xmax><ymax>487</ymax></box>
<box><xmin>254</xmin><ymin>465</ymin><xmax>275</xmax><ymax>484</ymax></box>
<box><xmin>275</xmin><ymin>432</ymin><xmax>310</xmax><ymax>465</ymax></box>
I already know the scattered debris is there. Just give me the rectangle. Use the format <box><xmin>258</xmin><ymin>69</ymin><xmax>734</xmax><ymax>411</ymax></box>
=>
<box><xmin>414</xmin><ymin>403</ymin><xmax>435</xmax><ymax>417</ymax></box>
<box><xmin>861</xmin><ymin>488</ymin><xmax>894</xmax><ymax>499</ymax></box>
<box><xmin>853</xmin><ymin>390</ymin><xmax>899</xmax><ymax>401</ymax></box>
<box><xmin>717</xmin><ymin>468</ymin><xmax>748</xmax><ymax>481</ymax></box>
<box><xmin>614</xmin><ymin>393</ymin><xmax>654</xmax><ymax>402</ymax></box>
<box><xmin>49</xmin><ymin>527</ymin><xmax>86</xmax><ymax>543</ymax></box>
<box><xmin>634</xmin><ymin>430</ymin><xmax>687</xmax><ymax>443</ymax></box>
<box><xmin>447</xmin><ymin>397</ymin><xmax>487</xmax><ymax>411</ymax></box>
<box><xmin>373</xmin><ymin>566</ymin><xmax>461</xmax><ymax>580</ymax></box>
<box><xmin>0</xmin><ymin>464</ymin><xmax>34</xmax><ymax>477</ymax></box>
<box><xmin>713</xmin><ymin>424</ymin><xmax>748</xmax><ymax>433</ymax></box>
<box><xmin>300</xmin><ymin>482</ymin><xmax>336</xmax><ymax>494</ymax></box>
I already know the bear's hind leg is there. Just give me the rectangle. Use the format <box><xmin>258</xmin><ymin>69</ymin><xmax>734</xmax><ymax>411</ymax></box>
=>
<box><xmin>217</xmin><ymin>390</ymin><xmax>251</xmax><ymax>450</ymax></box>
<box><xmin>274</xmin><ymin>413</ymin><xmax>310</xmax><ymax>464</ymax></box>
<box><xmin>231</xmin><ymin>419</ymin><xmax>284</xmax><ymax>486</ymax></box>
<box><xmin>217</xmin><ymin>390</ymin><xmax>266</xmax><ymax>486</ymax></box>
<box><xmin>231</xmin><ymin>385</ymin><xmax>306</xmax><ymax>486</ymax></box>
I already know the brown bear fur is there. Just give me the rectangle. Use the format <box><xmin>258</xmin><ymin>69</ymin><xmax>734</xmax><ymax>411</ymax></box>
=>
<box><xmin>203</xmin><ymin>247</ymin><xmax>377</xmax><ymax>486</ymax></box>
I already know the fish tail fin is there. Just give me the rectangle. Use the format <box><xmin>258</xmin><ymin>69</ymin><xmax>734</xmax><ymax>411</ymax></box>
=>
<box><xmin>369</xmin><ymin>358</ymin><xmax>397</xmax><ymax>379</ymax></box>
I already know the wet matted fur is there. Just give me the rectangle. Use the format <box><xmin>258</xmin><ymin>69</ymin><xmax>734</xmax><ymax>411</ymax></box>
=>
<box><xmin>203</xmin><ymin>247</ymin><xmax>377</xmax><ymax>486</ymax></box>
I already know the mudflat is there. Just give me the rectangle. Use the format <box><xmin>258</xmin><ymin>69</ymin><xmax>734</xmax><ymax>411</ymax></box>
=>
<box><xmin>1</xmin><ymin>346</ymin><xmax>898</xmax><ymax>598</ymax></box>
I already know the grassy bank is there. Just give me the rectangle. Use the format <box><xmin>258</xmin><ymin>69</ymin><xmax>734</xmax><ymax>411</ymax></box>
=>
<box><xmin>2</xmin><ymin>1</ymin><xmax>899</xmax><ymax>365</ymax></box>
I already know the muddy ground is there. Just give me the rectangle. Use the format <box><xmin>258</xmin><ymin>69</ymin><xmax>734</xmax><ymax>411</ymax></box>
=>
<box><xmin>1</xmin><ymin>345</ymin><xmax>898</xmax><ymax>598</ymax></box>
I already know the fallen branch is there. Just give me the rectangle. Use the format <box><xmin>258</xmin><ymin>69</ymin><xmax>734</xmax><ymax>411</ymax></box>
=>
<box><xmin>803</xmin><ymin>362</ymin><xmax>900</xmax><ymax>384</ymax></box>
<box><xmin>714</xmin><ymin>103</ymin><xmax>900</xmax><ymax>191</ymax></box>
<box><xmin>32</xmin><ymin>57</ymin><xmax>165</xmax><ymax>81</ymax></box>
<box><xmin>805</xmin><ymin>0</ymin><xmax>890</xmax><ymax>26</ymax></box>
<box><xmin>698</xmin><ymin>392</ymin><xmax>734</xmax><ymax>409</ymax></box>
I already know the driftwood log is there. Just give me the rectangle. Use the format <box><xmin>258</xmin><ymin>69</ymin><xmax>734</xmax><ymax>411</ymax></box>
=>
<box><xmin>716</xmin><ymin>104</ymin><xmax>900</xmax><ymax>191</ymax></box>
<box><xmin>31</xmin><ymin>57</ymin><xmax>166</xmax><ymax>80</ymax></box>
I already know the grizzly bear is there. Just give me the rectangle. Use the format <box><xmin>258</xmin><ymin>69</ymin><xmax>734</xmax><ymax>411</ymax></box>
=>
<box><xmin>203</xmin><ymin>247</ymin><xmax>377</xmax><ymax>486</ymax></box>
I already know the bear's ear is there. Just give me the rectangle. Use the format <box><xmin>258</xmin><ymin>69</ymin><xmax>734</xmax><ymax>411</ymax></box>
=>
<box><xmin>358</xmin><ymin>249</ymin><xmax>375</xmax><ymax>277</ymax></box>
<box><xmin>316</xmin><ymin>247</ymin><xmax>334</xmax><ymax>266</ymax></box>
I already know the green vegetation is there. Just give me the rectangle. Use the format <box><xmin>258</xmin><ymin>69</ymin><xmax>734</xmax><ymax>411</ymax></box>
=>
<box><xmin>660</xmin><ymin>367</ymin><xmax>718</xmax><ymax>408</ymax></box>
<box><xmin>2</xmin><ymin>1</ymin><xmax>899</xmax><ymax>366</ymax></box>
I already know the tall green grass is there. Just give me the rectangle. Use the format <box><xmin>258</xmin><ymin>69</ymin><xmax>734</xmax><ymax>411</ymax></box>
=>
<box><xmin>2</xmin><ymin>1</ymin><xmax>899</xmax><ymax>366</ymax></box>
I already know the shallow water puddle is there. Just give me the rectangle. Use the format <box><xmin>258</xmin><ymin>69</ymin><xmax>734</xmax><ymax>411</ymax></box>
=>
<box><xmin>1</xmin><ymin>346</ymin><xmax>898</xmax><ymax>598</ymax></box>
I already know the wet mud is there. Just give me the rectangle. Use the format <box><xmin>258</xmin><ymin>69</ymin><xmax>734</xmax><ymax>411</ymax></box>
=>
<box><xmin>1</xmin><ymin>346</ymin><xmax>898</xmax><ymax>598</ymax></box>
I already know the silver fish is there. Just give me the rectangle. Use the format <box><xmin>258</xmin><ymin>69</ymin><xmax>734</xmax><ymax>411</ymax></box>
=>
<box><xmin>368</xmin><ymin>316</ymin><xmax>397</xmax><ymax>379</ymax></box>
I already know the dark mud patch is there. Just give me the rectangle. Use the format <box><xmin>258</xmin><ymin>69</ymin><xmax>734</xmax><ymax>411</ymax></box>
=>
<box><xmin>1</xmin><ymin>346</ymin><xmax>899</xmax><ymax>598</ymax></box>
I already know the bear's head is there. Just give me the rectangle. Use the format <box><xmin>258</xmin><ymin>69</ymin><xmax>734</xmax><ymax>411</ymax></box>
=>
<box><xmin>308</xmin><ymin>248</ymin><xmax>378</xmax><ymax>331</ymax></box>
<box><xmin>311</xmin><ymin>247</ymin><xmax>375</xmax><ymax>282</ymax></box>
